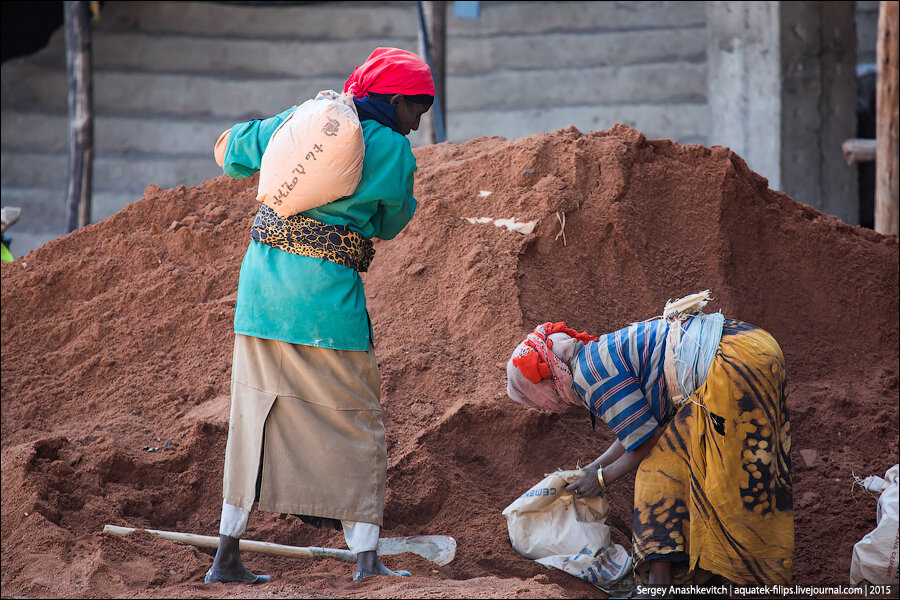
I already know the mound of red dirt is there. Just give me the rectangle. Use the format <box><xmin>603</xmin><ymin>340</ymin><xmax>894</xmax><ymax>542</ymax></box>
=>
<box><xmin>2</xmin><ymin>124</ymin><xmax>898</xmax><ymax>598</ymax></box>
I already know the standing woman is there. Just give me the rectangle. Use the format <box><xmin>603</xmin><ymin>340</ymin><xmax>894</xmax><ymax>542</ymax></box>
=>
<box><xmin>505</xmin><ymin>305</ymin><xmax>793</xmax><ymax>588</ymax></box>
<box><xmin>205</xmin><ymin>48</ymin><xmax>434</xmax><ymax>585</ymax></box>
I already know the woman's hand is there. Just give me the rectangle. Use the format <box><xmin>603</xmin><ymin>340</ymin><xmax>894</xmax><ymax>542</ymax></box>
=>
<box><xmin>565</xmin><ymin>468</ymin><xmax>605</xmax><ymax>498</ymax></box>
<box><xmin>565</xmin><ymin>429</ymin><xmax>664</xmax><ymax>499</ymax></box>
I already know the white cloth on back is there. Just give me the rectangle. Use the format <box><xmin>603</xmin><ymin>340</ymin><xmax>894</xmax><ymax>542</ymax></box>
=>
<box><xmin>675</xmin><ymin>313</ymin><xmax>725</xmax><ymax>398</ymax></box>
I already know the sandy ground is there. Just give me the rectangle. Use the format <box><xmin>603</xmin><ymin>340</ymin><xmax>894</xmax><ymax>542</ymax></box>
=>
<box><xmin>2</xmin><ymin>125</ymin><xmax>898</xmax><ymax>598</ymax></box>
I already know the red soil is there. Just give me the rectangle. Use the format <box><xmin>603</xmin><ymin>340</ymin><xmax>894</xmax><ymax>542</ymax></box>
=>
<box><xmin>2</xmin><ymin>124</ymin><xmax>898</xmax><ymax>598</ymax></box>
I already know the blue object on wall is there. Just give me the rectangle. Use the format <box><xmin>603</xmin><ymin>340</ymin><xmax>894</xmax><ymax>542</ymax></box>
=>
<box><xmin>454</xmin><ymin>1</ymin><xmax>481</xmax><ymax>19</ymax></box>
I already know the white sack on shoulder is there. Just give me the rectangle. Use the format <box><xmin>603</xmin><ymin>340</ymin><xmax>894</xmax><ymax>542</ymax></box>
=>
<box><xmin>502</xmin><ymin>470</ymin><xmax>631</xmax><ymax>591</ymax></box>
<box><xmin>257</xmin><ymin>90</ymin><xmax>364</xmax><ymax>218</ymax></box>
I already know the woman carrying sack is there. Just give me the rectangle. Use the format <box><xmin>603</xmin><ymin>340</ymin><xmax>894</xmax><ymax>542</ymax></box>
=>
<box><xmin>205</xmin><ymin>48</ymin><xmax>434</xmax><ymax>585</ymax></box>
<box><xmin>505</xmin><ymin>299</ymin><xmax>793</xmax><ymax>588</ymax></box>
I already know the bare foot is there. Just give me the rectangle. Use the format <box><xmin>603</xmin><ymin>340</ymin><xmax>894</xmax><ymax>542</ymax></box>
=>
<box><xmin>352</xmin><ymin>550</ymin><xmax>411</xmax><ymax>581</ymax></box>
<box><xmin>206</xmin><ymin>535</ymin><xmax>272</xmax><ymax>584</ymax></box>
<box><xmin>205</xmin><ymin>567</ymin><xmax>271</xmax><ymax>584</ymax></box>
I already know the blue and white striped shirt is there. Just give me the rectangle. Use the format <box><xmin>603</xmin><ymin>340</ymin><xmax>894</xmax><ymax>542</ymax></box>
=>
<box><xmin>571</xmin><ymin>318</ymin><xmax>673</xmax><ymax>452</ymax></box>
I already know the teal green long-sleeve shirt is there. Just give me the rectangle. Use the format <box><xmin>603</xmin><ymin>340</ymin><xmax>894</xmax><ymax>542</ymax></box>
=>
<box><xmin>224</xmin><ymin>111</ymin><xmax>418</xmax><ymax>350</ymax></box>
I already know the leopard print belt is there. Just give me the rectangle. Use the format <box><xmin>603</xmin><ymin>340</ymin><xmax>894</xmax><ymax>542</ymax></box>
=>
<box><xmin>250</xmin><ymin>204</ymin><xmax>375</xmax><ymax>273</ymax></box>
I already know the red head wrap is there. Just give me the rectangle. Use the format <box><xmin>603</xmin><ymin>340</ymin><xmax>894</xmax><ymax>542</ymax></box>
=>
<box><xmin>507</xmin><ymin>322</ymin><xmax>598</xmax><ymax>413</ymax></box>
<box><xmin>512</xmin><ymin>322</ymin><xmax>598</xmax><ymax>384</ymax></box>
<box><xmin>343</xmin><ymin>47</ymin><xmax>435</xmax><ymax>99</ymax></box>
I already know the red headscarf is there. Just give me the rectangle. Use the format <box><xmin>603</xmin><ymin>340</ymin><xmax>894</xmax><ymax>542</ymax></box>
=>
<box><xmin>512</xmin><ymin>322</ymin><xmax>598</xmax><ymax>384</ymax></box>
<box><xmin>343</xmin><ymin>47</ymin><xmax>435</xmax><ymax>99</ymax></box>
<box><xmin>507</xmin><ymin>322</ymin><xmax>598</xmax><ymax>413</ymax></box>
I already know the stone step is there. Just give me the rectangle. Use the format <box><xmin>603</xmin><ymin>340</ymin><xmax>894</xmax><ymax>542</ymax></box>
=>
<box><xmin>29</xmin><ymin>24</ymin><xmax>704</xmax><ymax>79</ymax></box>
<box><xmin>48</xmin><ymin>28</ymin><xmax>704</xmax><ymax>79</ymax></box>
<box><xmin>0</xmin><ymin>109</ymin><xmax>429</xmax><ymax>157</ymax></box>
<box><xmin>1</xmin><ymin>63</ymin><xmax>334</xmax><ymax>119</ymax></box>
<box><xmin>1</xmin><ymin>151</ymin><xmax>221</xmax><ymax>194</ymax></box>
<box><xmin>98</xmin><ymin>0</ymin><xmax>419</xmax><ymax>41</ymax></box>
<box><xmin>449</xmin><ymin>1</ymin><xmax>705</xmax><ymax>36</ymax></box>
<box><xmin>449</xmin><ymin>63</ymin><xmax>706</xmax><ymax>112</ymax></box>
<box><xmin>96</xmin><ymin>1</ymin><xmax>704</xmax><ymax>39</ymax></box>
<box><xmin>30</xmin><ymin>4</ymin><xmax>707</xmax><ymax>77</ymax></box>
<box><xmin>449</xmin><ymin>27</ymin><xmax>705</xmax><ymax>74</ymax></box>
<box><xmin>1</xmin><ymin>111</ymin><xmax>235</xmax><ymax>156</ymax></box>
<box><xmin>2</xmin><ymin>61</ymin><xmax>706</xmax><ymax>118</ymax></box>
<box><xmin>93</xmin><ymin>32</ymin><xmax>416</xmax><ymax>78</ymax></box>
<box><xmin>30</xmin><ymin>28</ymin><xmax>416</xmax><ymax>79</ymax></box>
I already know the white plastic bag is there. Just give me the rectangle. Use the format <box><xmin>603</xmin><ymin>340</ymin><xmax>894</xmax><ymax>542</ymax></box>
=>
<box><xmin>850</xmin><ymin>464</ymin><xmax>900</xmax><ymax>585</ymax></box>
<box><xmin>502</xmin><ymin>470</ymin><xmax>631</xmax><ymax>591</ymax></box>
<box><xmin>257</xmin><ymin>90</ymin><xmax>365</xmax><ymax>218</ymax></box>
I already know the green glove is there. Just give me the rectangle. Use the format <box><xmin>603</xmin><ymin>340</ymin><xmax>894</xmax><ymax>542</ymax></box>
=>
<box><xmin>1</xmin><ymin>242</ymin><xmax>13</xmax><ymax>263</ymax></box>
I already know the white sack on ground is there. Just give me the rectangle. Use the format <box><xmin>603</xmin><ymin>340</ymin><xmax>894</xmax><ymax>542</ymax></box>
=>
<box><xmin>502</xmin><ymin>470</ymin><xmax>631</xmax><ymax>591</ymax></box>
<box><xmin>850</xmin><ymin>464</ymin><xmax>900</xmax><ymax>585</ymax></box>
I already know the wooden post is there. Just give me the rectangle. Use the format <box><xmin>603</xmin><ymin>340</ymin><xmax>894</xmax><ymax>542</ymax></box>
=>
<box><xmin>417</xmin><ymin>1</ymin><xmax>447</xmax><ymax>144</ymax></box>
<box><xmin>64</xmin><ymin>1</ymin><xmax>94</xmax><ymax>232</ymax></box>
<box><xmin>875</xmin><ymin>0</ymin><xmax>899</xmax><ymax>235</ymax></box>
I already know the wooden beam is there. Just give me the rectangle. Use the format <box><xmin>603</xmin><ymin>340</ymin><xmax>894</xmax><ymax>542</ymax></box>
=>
<box><xmin>842</xmin><ymin>138</ymin><xmax>877</xmax><ymax>164</ymax></box>
<box><xmin>64</xmin><ymin>1</ymin><xmax>94</xmax><ymax>233</ymax></box>
<box><xmin>875</xmin><ymin>0</ymin><xmax>899</xmax><ymax>235</ymax></box>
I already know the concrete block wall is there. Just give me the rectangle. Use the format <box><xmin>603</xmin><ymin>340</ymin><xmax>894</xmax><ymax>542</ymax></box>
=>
<box><xmin>1</xmin><ymin>1</ymin><xmax>418</xmax><ymax>254</ymax></box>
<box><xmin>707</xmin><ymin>1</ymin><xmax>862</xmax><ymax>224</ymax></box>
<box><xmin>0</xmin><ymin>1</ymin><xmax>711</xmax><ymax>255</ymax></box>
<box><xmin>781</xmin><ymin>1</ymin><xmax>859</xmax><ymax>222</ymax></box>
<box><xmin>856</xmin><ymin>1</ymin><xmax>880</xmax><ymax>65</ymax></box>
<box><xmin>0</xmin><ymin>1</ymin><xmax>881</xmax><ymax>256</ymax></box>
<box><xmin>443</xmin><ymin>1</ymin><xmax>708</xmax><ymax>143</ymax></box>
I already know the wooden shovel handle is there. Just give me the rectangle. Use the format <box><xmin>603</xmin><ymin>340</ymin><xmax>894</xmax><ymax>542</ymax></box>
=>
<box><xmin>102</xmin><ymin>525</ymin><xmax>356</xmax><ymax>562</ymax></box>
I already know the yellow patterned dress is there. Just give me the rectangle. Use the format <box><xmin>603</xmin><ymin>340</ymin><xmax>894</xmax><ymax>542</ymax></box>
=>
<box><xmin>632</xmin><ymin>320</ymin><xmax>793</xmax><ymax>585</ymax></box>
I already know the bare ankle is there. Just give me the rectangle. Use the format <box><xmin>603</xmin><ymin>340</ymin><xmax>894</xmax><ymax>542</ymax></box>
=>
<box><xmin>212</xmin><ymin>535</ymin><xmax>242</xmax><ymax>571</ymax></box>
<box><xmin>355</xmin><ymin>550</ymin><xmax>377</xmax><ymax>570</ymax></box>
<box><xmin>648</xmin><ymin>559</ymin><xmax>672</xmax><ymax>586</ymax></box>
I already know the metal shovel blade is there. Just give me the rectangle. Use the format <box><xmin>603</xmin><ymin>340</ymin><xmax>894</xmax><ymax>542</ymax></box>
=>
<box><xmin>377</xmin><ymin>535</ymin><xmax>457</xmax><ymax>566</ymax></box>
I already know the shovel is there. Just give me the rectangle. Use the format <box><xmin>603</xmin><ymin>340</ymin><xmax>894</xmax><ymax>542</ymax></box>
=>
<box><xmin>102</xmin><ymin>524</ymin><xmax>456</xmax><ymax>566</ymax></box>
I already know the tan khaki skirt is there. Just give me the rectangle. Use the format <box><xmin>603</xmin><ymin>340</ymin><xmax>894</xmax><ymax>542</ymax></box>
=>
<box><xmin>222</xmin><ymin>334</ymin><xmax>386</xmax><ymax>525</ymax></box>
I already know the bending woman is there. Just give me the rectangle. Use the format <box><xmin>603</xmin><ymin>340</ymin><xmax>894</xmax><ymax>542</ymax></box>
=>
<box><xmin>505</xmin><ymin>302</ymin><xmax>793</xmax><ymax>587</ymax></box>
<box><xmin>206</xmin><ymin>48</ymin><xmax>434</xmax><ymax>584</ymax></box>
